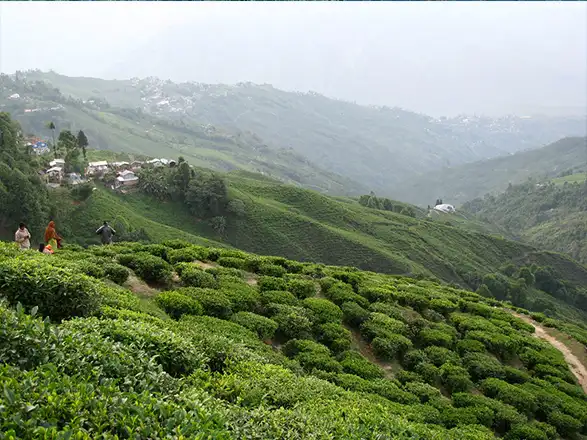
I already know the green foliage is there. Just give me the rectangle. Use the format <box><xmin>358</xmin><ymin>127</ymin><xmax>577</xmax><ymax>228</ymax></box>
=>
<box><xmin>341</xmin><ymin>301</ymin><xmax>370</xmax><ymax>327</ymax></box>
<box><xmin>171</xmin><ymin>287</ymin><xmax>232</xmax><ymax>318</ymax></box>
<box><xmin>259</xmin><ymin>290</ymin><xmax>298</xmax><ymax>307</ymax></box>
<box><xmin>287</xmin><ymin>278</ymin><xmax>316</xmax><ymax>299</ymax></box>
<box><xmin>179</xmin><ymin>265</ymin><xmax>218</xmax><ymax>289</ymax></box>
<box><xmin>0</xmin><ymin>257</ymin><xmax>101</xmax><ymax>321</ymax></box>
<box><xmin>302</xmin><ymin>297</ymin><xmax>343</xmax><ymax>324</ymax></box>
<box><xmin>230</xmin><ymin>311</ymin><xmax>278</xmax><ymax>340</ymax></box>
<box><xmin>317</xmin><ymin>322</ymin><xmax>352</xmax><ymax>353</ymax></box>
<box><xmin>117</xmin><ymin>252</ymin><xmax>173</xmax><ymax>284</ymax></box>
<box><xmin>155</xmin><ymin>291</ymin><xmax>203</xmax><ymax>319</ymax></box>
<box><xmin>258</xmin><ymin>276</ymin><xmax>288</xmax><ymax>292</ymax></box>
<box><xmin>439</xmin><ymin>363</ymin><xmax>473</xmax><ymax>394</ymax></box>
<box><xmin>371</xmin><ymin>334</ymin><xmax>413</xmax><ymax>361</ymax></box>
<box><xmin>103</xmin><ymin>262</ymin><xmax>130</xmax><ymax>285</ymax></box>
<box><xmin>167</xmin><ymin>246</ymin><xmax>207</xmax><ymax>264</ymax></box>
<box><xmin>257</xmin><ymin>263</ymin><xmax>286</xmax><ymax>277</ymax></box>
<box><xmin>269</xmin><ymin>304</ymin><xmax>314</xmax><ymax>340</ymax></box>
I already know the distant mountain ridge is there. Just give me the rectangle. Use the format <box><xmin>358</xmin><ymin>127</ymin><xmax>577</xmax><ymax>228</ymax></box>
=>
<box><xmin>394</xmin><ymin>136</ymin><xmax>587</xmax><ymax>207</ymax></box>
<box><xmin>11</xmin><ymin>71</ymin><xmax>587</xmax><ymax>194</ymax></box>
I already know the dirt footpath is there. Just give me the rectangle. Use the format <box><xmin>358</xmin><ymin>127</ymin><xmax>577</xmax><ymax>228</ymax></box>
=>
<box><xmin>513</xmin><ymin>312</ymin><xmax>587</xmax><ymax>394</ymax></box>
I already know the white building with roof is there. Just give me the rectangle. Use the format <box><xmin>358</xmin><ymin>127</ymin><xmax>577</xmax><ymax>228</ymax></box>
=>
<box><xmin>86</xmin><ymin>161</ymin><xmax>109</xmax><ymax>176</ymax></box>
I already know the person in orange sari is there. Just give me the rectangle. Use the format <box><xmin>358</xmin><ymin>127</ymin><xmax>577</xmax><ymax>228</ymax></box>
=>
<box><xmin>44</xmin><ymin>221</ymin><xmax>62</xmax><ymax>249</ymax></box>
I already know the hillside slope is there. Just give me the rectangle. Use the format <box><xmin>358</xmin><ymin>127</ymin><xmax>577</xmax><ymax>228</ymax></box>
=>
<box><xmin>395</xmin><ymin>137</ymin><xmax>587</xmax><ymax>206</ymax></box>
<box><xmin>463</xmin><ymin>179</ymin><xmax>587</xmax><ymax>265</ymax></box>
<box><xmin>19</xmin><ymin>71</ymin><xmax>587</xmax><ymax>193</ymax></box>
<box><xmin>1</xmin><ymin>240</ymin><xmax>586</xmax><ymax>438</ymax></box>
<box><xmin>0</xmin><ymin>73</ymin><xmax>365</xmax><ymax>196</ymax></box>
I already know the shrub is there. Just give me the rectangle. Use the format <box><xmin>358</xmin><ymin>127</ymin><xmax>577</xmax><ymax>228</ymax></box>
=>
<box><xmin>217</xmin><ymin>256</ymin><xmax>247</xmax><ymax>270</ymax></box>
<box><xmin>324</xmin><ymin>281</ymin><xmax>369</xmax><ymax>308</ymax></box>
<box><xmin>117</xmin><ymin>252</ymin><xmax>172</xmax><ymax>284</ymax></box>
<box><xmin>282</xmin><ymin>339</ymin><xmax>342</xmax><ymax>373</ymax></box>
<box><xmin>179</xmin><ymin>266</ymin><xmax>218</xmax><ymax>289</ymax></box>
<box><xmin>419</xmin><ymin>328</ymin><xmax>454</xmax><ymax>348</ymax></box>
<box><xmin>504</xmin><ymin>424</ymin><xmax>548</xmax><ymax>440</ymax></box>
<box><xmin>341</xmin><ymin>301</ymin><xmax>370</xmax><ymax>327</ymax></box>
<box><xmin>287</xmin><ymin>278</ymin><xmax>316</xmax><ymax>299</ymax></box>
<box><xmin>429</xmin><ymin>298</ymin><xmax>458</xmax><ymax>315</ymax></box>
<box><xmin>257</xmin><ymin>263</ymin><xmax>286</xmax><ymax>278</ymax></box>
<box><xmin>270</xmin><ymin>304</ymin><xmax>314</xmax><ymax>340</ymax></box>
<box><xmin>219</xmin><ymin>282</ymin><xmax>260</xmax><ymax>313</ymax></box>
<box><xmin>403</xmin><ymin>381</ymin><xmax>442</xmax><ymax>403</ymax></box>
<box><xmin>161</xmin><ymin>239</ymin><xmax>191</xmax><ymax>249</ymax></box>
<box><xmin>338</xmin><ymin>351</ymin><xmax>385</xmax><ymax>380</ymax></box>
<box><xmin>503</xmin><ymin>366</ymin><xmax>530</xmax><ymax>384</ymax></box>
<box><xmin>463</xmin><ymin>352</ymin><xmax>505</xmax><ymax>382</ymax></box>
<box><xmin>0</xmin><ymin>259</ymin><xmax>101</xmax><ymax>321</ymax></box>
<box><xmin>103</xmin><ymin>263</ymin><xmax>130</xmax><ymax>285</ymax></box>
<box><xmin>74</xmin><ymin>260</ymin><xmax>106</xmax><ymax>279</ymax></box>
<box><xmin>370</xmin><ymin>379</ymin><xmax>419</xmax><ymax>405</ymax></box>
<box><xmin>141</xmin><ymin>244</ymin><xmax>170</xmax><ymax>260</ymax></box>
<box><xmin>258</xmin><ymin>276</ymin><xmax>288</xmax><ymax>292</ymax></box>
<box><xmin>456</xmin><ymin>339</ymin><xmax>486</xmax><ymax>355</ymax></box>
<box><xmin>317</xmin><ymin>322</ymin><xmax>352</xmax><ymax>353</ymax></box>
<box><xmin>372</xmin><ymin>334</ymin><xmax>412</xmax><ymax>360</ymax></box>
<box><xmin>361</xmin><ymin>313</ymin><xmax>407</xmax><ymax>341</ymax></box>
<box><xmin>231</xmin><ymin>312</ymin><xmax>278</xmax><ymax>340</ymax></box>
<box><xmin>302</xmin><ymin>298</ymin><xmax>343</xmax><ymax>324</ymax></box>
<box><xmin>402</xmin><ymin>349</ymin><xmax>429</xmax><ymax>370</ymax></box>
<box><xmin>439</xmin><ymin>363</ymin><xmax>473</xmax><ymax>394</ymax></box>
<box><xmin>414</xmin><ymin>362</ymin><xmax>441</xmax><ymax>385</ymax></box>
<box><xmin>546</xmin><ymin>411</ymin><xmax>582</xmax><ymax>437</ymax></box>
<box><xmin>424</xmin><ymin>346</ymin><xmax>461</xmax><ymax>367</ymax></box>
<box><xmin>173</xmin><ymin>287</ymin><xmax>232</xmax><ymax>318</ymax></box>
<box><xmin>205</xmin><ymin>266</ymin><xmax>243</xmax><ymax>279</ymax></box>
<box><xmin>259</xmin><ymin>290</ymin><xmax>298</xmax><ymax>307</ymax></box>
<box><xmin>480</xmin><ymin>378</ymin><xmax>537</xmax><ymax>415</ymax></box>
<box><xmin>155</xmin><ymin>291</ymin><xmax>203</xmax><ymax>319</ymax></box>
<box><xmin>167</xmin><ymin>247</ymin><xmax>205</xmax><ymax>264</ymax></box>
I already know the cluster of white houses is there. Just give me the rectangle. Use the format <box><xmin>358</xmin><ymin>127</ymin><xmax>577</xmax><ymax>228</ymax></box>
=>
<box><xmin>41</xmin><ymin>158</ymin><xmax>177</xmax><ymax>190</ymax></box>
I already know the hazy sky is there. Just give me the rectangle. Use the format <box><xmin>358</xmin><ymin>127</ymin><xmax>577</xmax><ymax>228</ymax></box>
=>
<box><xmin>1</xmin><ymin>2</ymin><xmax>585</xmax><ymax>117</ymax></box>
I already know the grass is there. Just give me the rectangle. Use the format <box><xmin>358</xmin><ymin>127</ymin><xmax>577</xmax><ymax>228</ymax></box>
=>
<box><xmin>551</xmin><ymin>173</ymin><xmax>587</xmax><ymax>186</ymax></box>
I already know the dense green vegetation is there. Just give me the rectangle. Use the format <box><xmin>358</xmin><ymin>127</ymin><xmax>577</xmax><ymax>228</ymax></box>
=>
<box><xmin>395</xmin><ymin>137</ymin><xmax>587</xmax><ymax>206</ymax></box>
<box><xmin>463</xmin><ymin>179</ymin><xmax>587</xmax><ymax>265</ymax></box>
<box><xmin>1</xmin><ymin>239</ymin><xmax>586</xmax><ymax>438</ymax></box>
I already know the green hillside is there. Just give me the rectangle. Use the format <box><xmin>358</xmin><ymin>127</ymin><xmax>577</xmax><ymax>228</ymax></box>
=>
<box><xmin>0</xmin><ymin>73</ymin><xmax>365</xmax><ymax>196</ymax></box>
<box><xmin>17</xmin><ymin>71</ymin><xmax>587</xmax><ymax>194</ymax></box>
<box><xmin>1</xmin><ymin>239</ymin><xmax>586</xmax><ymax>438</ymax></box>
<box><xmin>463</xmin><ymin>180</ymin><xmax>587</xmax><ymax>265</ymax></box>
<box><xmin>395</xmin><ymin>137</ymin><xmax>587</xmax><ymax>206</ymax></box>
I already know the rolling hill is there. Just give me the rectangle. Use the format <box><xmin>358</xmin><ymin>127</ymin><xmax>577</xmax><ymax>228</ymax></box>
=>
<box><xmin>0</xmin><ymin>73</ymin><xmax>365</xmax><ymax>196</ymax></box>
<box><xmin>394</xmin><ymin>137</ymin><xmax>587</xmax><ymax>206</ymax></box>
<box><xmin>12</xmin><ymin>71</ymin><xmax>587</xmax><ymax>194</ymax></box>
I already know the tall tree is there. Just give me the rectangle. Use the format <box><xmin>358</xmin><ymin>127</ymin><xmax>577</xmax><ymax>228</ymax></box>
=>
<box><xmin>47</xmin><ymin>122</ymin><xmax>56</xmax><ymax>158</ymax></box>
<box><xmin>77</xmin><ymin>130</ymin><xmax>89</xmax><ymax>161</ymax></box>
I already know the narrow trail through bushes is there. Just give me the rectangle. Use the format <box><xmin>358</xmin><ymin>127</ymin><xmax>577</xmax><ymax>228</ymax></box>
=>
<box><xmin>512</xmin><ymin>312</ymin><xmax>587</xmax><ymax>393</ymax></box>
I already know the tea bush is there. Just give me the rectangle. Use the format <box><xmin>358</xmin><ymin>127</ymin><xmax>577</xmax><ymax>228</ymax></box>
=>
<box><xmin>231</xmin><ymin>311</ymin><xmax>278</xmax><ymax>340</ymax></box>
<box><xmin>372</xmin><ymin>334</ymin><xmax>412</xmax><ymax>360</ymax></box>
<box><xmin>341</xmin><ymin>301</ymin><xmax>370</xmax><ymax>327</ymax></box>
<box><xmin>103</xmin><ymin>262</ymin><xmax>130</xmax><ymax>284</ymax></box>
<box><xmin>172</xmin><ymin>287</ymin><xmax>232</xmax><ymax>318</ymax></box>
<box><xmin>302</xmin><ymin>297</ymin><xmax>343</xmax><ymax>324</ymax></box>
<box><xmin>257</xmin><ymin>263</ymin><xmax>286</xmax><ymax>277</ymax></box>
<box><xmin>179</xmin><ymin>265</ymin><xmax>218</xmax><ymax>289</ymax></box>
<box><xmin>0</xmin><ymin>258</ymin><xmax>101</xmax><ymax>321</ymax></box>
<box><xmin>269</xmin><ymin>304</ymin><xmax>314</xmax><ymax>340</ymax></box>
<box><xmin>167</xmin><ymin>246</ymin><xmax>207</xmax><ymax>264</ymax></box>
<box><xmin>156</xmin><ymin>291</ymin><xmax>203</xmax><ymax>319</ymax></box>
<box><xmin>287</xmin><ymin>278</ymin><xmax>316</xmax><ymax>299</ymax></box>
<box><xmin>317</xmin><ymin>322</ymin><xmax>352</xmax><ymax>353</ymax></box>
<box><xmin>258</xmin><ymin>276</ymin><xmax>288</xmax><ymax>292</ymax></box>
<box><xmin>259</xmin><ymin>290</ymin><xmax>298</xmax><ymax>307</ymax></box>
<box><xmin>217</xmin><ymin>256</ymin><xmax>247</xmax><ymax>270</ymax></box>
<box><xmin>338</xmin><ymin>351</ymin><xmax>385</xmax><ymax>380</ymax></box>
<box><xmin>117</xmin><ymin>252</ymin><xmax>173</xmax><ymax>284</ymax></box>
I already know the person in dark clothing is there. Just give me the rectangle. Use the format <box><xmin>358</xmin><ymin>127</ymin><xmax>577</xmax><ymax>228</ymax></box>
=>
<box><xmin>96</xmin><ymin>221</ymin><xmax>116</xmax><ymax>245</ymax></box>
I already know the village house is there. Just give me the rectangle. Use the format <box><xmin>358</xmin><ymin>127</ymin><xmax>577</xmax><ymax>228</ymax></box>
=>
<box><xmin>114</xmin><ymin>170</ymin><xmax>139</xmax><ymax>189</ymax></box>
<box><xmin>109</xmin><ymin>161</ymin><xmax>130</xmax><ymax>171</ymax></box>
<box><xmin>130</xmin><ymin>161</ymin><xmax>143</xmax><ymax>171</ymax></box>
<box><xmin>49</xmin><ymin>159</ymin><xmax>66</xmax><ymax>168</ymax></box>
<box><xmin>45</xmin><ymin>166</ymin><xmax>64</xmax><ymax>184</ymax></box>
<box><xmin>86</xmin><ymin>161</ymin><xmax>109</xmax><ymax>177</ymax></box>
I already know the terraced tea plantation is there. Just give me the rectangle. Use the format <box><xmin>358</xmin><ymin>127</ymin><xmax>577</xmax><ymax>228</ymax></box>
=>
<box><xmin>0</xmin><ymin>240</ymin><xmax>586</xmax><ymax>439</ymax></box>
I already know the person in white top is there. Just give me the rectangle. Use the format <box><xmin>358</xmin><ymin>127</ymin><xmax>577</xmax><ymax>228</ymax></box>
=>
<box><xmin>15</xmin><ymin>223</ymin><xmax>31</xmax><ymax>250</ymax></box>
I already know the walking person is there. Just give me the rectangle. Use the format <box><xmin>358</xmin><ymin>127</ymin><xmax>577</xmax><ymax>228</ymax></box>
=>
<box><xmin>44</xmin><ymin>221</ymin><xmax>62</xmax><ymax>250</ymax></box>
<box><xmin>96</xmin><ymin>221</ymin><xmax>116</xmax><ymax>245</ymax></box>
<box><xmin>14</xmin><ymin>223</ymin><xmax>31</xmax><ymax>250</ymax></box>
